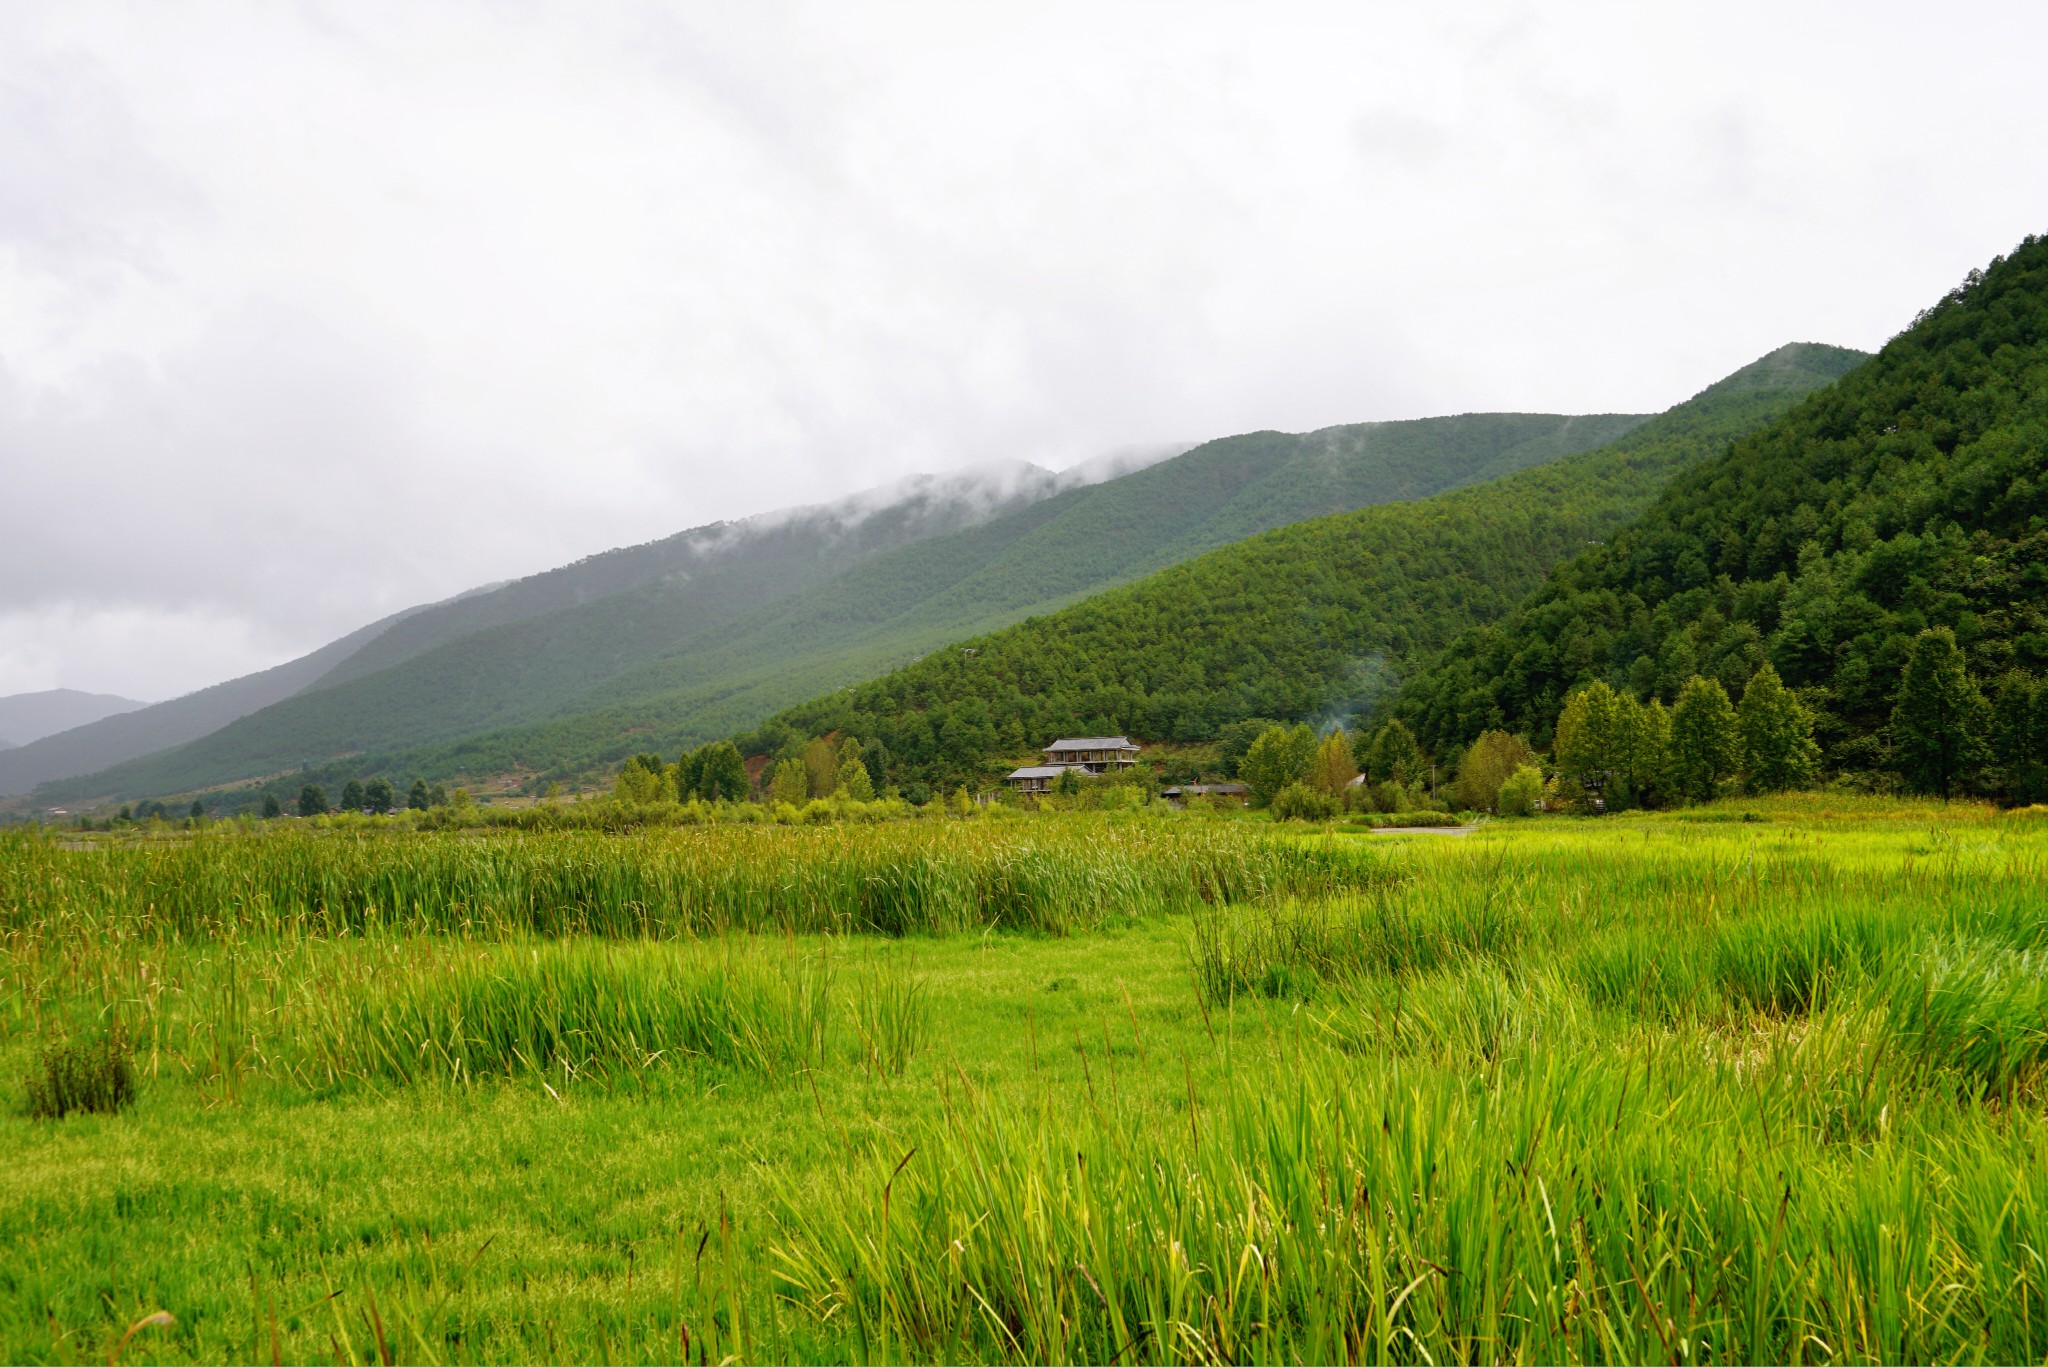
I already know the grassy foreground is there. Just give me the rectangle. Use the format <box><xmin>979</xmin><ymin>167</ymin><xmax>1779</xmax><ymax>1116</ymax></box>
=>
<box><xmin>4</xmin><ymin>802</ymin><xmax>2048</xmax><ymax>1363</ymax></box>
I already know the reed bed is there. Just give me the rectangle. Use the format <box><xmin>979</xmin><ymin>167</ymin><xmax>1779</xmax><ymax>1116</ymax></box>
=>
<box><xmin>0</xmin><ymin>819</ymin><xmax>1384</xmax><ymax>943</ymax></box>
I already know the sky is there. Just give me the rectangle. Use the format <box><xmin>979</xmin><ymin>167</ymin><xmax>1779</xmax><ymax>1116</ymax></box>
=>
<box><xmin>2</xmin><ymin>2</ymin><xmax>2044</xmax><ymax>702</ymax></box>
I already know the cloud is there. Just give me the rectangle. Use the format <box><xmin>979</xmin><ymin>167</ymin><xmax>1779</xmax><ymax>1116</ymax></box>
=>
<box><xmin>1</xmin><ymin>1</ymin><xmax>2045</xmax><ymax>698</ymax></box>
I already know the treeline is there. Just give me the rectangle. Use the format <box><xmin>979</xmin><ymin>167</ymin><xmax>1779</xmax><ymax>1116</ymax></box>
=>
<box><xmin>1396</xmin><ymin>235</ymin><xmax>2048</xmax><ymax>793</ymax></box>
<box><xmin>734</xmin><ymin>344</ymin><xmax>1862</xmax><ymax>793</ymax></box>
<box><xmin>1227</xmin><ymin>618</ymin><xmax>2048</xmax><ymax>820</ymax></box>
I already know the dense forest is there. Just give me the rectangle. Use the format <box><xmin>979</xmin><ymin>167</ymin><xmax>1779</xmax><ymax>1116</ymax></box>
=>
<box><xmin>737</xmin><ymin>343</ymin><xmax>1865</xmax><ymax>793</ymax></box>
<box><xmin>1396</xmin><ymin>234</ymin><xmax>2048</xmax><ymax>787</ymax></box>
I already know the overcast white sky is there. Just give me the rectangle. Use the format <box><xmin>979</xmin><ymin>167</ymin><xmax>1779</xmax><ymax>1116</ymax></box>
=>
<box><xmin>2</xmin><ymin>2</ymin><xmax>2043</xmax><ymax>701</ymax></box>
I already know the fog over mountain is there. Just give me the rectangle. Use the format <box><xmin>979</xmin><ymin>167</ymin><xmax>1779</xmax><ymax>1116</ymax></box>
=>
<box><xmin>0</xmin><ymin>689</ymin><xmax>145</xmax><ymax>747</ymax></box>
<box><xmin>2</xmin><ymin>3</ymin><xmax>2044</xmax><ymax>701</ymax></box>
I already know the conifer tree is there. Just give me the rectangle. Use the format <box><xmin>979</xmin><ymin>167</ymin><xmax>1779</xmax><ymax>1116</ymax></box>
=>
<box><xmin>1990</xmin><ymin>671</ymin><xmax>2045</xmax><ymax>804</ymax></box>
<box><xmin>837</xmin><ymin>735</ymin><xmax>874</xmax><ymax>800</ymax></box>
<box><xmin>771</xmin><ymin>756</ymin><xmax>808</xmax><ymax>806</ymax></box>
<box><xmin>1891</xmin><ymin>628</ymin><xmax>1990</xmax><ymax>797</ymax></box>
<box><xmin>1669</xmin><ymin>675</ymin><xmax>1740</xmax><ymax>801</ymax></box>
<box><xmin>860</xmin><ymin>738</ymin><xmax>890</xmax><ymax>795</ymax></box>
<box><xmin>340</xmin><ymin>778</ymin><xmax>365</xmax><ymax>812</ymax></box>
<box><xmin>260</xmin><ymin>792</ymin><xmax>283</xmax><ymax>819</ymax></box>
<box><xmin>1737</xmin><ymin>663</ymin><xmax>1820</xmax><ymax>793</ymax></box>
<box><xmin>1553</xmin><ymin>682</ymin><xmax>1622</xmax><ymax>788</ymax></box>
<box><xmin>696</xmin><ymin>741</ymin><xmax>750</xmax><ymax>803</ymax></box>
<box><xmin>1614</xmin><ymin>695</ymin><xmax>1671</xmax><ymax>802</ymax></box>
<box><xmin>803</xmin><ymin>737</ymin><xmax>839</xmax><ymax>799</ymax></box>
<box><xmin>407</xmin><ymin>778</ymin><xmax>432</xmax><ymax>811</ymax></box>
<box><xmin>1360</xmin><ymin>719</ymin><xmax>1422</xmax><ymax>785</ymax></box>
<box><xmin>298</xmin><ymin>784</ymin><xmax>327</xmax><ymax>817</ymax></box>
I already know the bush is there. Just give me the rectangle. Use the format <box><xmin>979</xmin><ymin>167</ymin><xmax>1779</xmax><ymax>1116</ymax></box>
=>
<box><xmin>25</xmin><ymin>1033</ymin><xmax>137</xmax><ymax>1119</ymax></box>
<box><xmin>1270</xmin><ymin>783</ymin><xmax>1340</xmax><ymax>822</ymax></box>
<box><xmin>1353</xmin><ymin>810</ymin><xmax>1465</xmax><ymax>829</ymax></box>
<box><xmin>1498</xmin><ymin>765</ymin><xmax>1544</xmax><ymax>817</ymax></box>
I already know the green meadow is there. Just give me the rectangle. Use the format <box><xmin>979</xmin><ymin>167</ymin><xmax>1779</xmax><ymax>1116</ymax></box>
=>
<box><xmin>6</xmin><ymin>802</ymin><xmax>2048</xmax><ymax>1364</ymax></box>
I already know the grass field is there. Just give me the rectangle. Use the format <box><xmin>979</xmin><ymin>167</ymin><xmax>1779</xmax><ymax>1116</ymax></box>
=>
<box><xmin>5</xmin><ymin>801</ymin><xmax>2048</xmax><ymax>1363</ymax></box>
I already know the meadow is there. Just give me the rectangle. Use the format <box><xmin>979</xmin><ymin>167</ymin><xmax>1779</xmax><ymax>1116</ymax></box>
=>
<box><xmin>5</xmin><ymin>801</ymin><xmax>2048</xmax><ymax>1363</ymax></box>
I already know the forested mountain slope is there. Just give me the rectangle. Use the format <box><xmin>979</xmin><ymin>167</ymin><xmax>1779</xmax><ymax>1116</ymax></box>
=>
<box><xmin>745</xmin><ymin>343</ymin><xmax>1867</xmax><ymax>791</ymax></box>
<box><xmin>11</xmin><ymin>464</ymin><xmax>1068</xmax><ymax>804</ymax></box>
<box><xmin>306</xmin><ymin>462</ymin><xmax>1069</xmax><ymax>691</ymax></box>
<box><xmin>1396</xmin><ymin>235</ymin><xmax>2048</xmax><ymax>771</ymax></box>
<box><xmin>39</xmin><ymin>411</ymin><xmax>1644</xmax><ymax>806</ymax></box>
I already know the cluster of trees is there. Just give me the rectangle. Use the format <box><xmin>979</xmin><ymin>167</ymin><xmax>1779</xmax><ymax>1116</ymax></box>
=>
<box><xmin>611</xmin><ymin>736</ymin><xmax>895</xmax><ymax>808</ymax></box>
<box><xmin>1399</xmin><ymin>236</ymin><xmax>2048</xmax><ymax>793</ymax></box>
<box><xmin>1541</xmin><ymin>664</ymin><xmax>1818</xmax><ymax>805</ymax></box>
<box><xmin>1193</xmin><ymin>620</ymin><xmax>2039</xmax><ymax>821</ymax></box>
<box><xmin>282</xmin><ymin>776</ymin><xmax>458</xmax><ymax>817</ymax></box>
<box><xmin>612</xmin><ymin>741</ymin><xmax>750</xmax><ymax>805</ymax></box>
<box><xmin>1217</xmin><ymin>719</ymin><xmax>1436</xmax><ymax>818</ymax></box>
<box><xmin>763</xmin><ymin>735</ymin><xmax>885</xmax><ymax>805</ymax></box>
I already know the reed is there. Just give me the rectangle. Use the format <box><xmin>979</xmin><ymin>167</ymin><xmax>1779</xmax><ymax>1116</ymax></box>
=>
<box><xmin>0</xmin><ymin>819</ymin><xmax>1383</xmax><ymax>944</ymax></box>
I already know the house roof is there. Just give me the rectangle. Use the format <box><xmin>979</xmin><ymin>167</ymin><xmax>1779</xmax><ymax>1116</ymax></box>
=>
<box><xmin>1163</xmin><ymin>782</ymin><xmax>1250</xmax><ymax>796</ymax></box>
<box><xmin>1043</xmin><ymin>736</ymin><xmax>1138</xmax><ymax>751</ymax></box>
<box><xmin>1007</xmin><ymin>765</ymin><xmax>1084</xmax><ymax>780</ymax></box>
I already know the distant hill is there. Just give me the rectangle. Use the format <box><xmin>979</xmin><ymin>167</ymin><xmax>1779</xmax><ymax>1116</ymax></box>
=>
<box><xmin>740</xmin><ymin>342</ymin><xmax>1868</xmax><ymax>792</ymax></box>
<box><xmin>0</xmin><ymin>609</ymin><xmax>430</xmax><ymax>797</ymax></box>
<box><xmin>38</xmin><ymin>410</ymin><xmax>1651</xmax><ymax>808</ymax></box>
<box><xmin>1397</xmin><ymin>234</ymin><xmax>2048</xmax><ymax>773</ymax></box>
<box><xmin>0</xmin><ymin>689</ymin><xmax>147</xmax><ymax>749</ymax></box>
<box><xmin>5</xmin><ymin>463</ymin><xmax>1071</xmax><ymax>801</ymax></box>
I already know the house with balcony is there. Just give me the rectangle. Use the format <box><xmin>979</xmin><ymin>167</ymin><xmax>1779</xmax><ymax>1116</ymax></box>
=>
<box><xmin>1039</xmin><ymin>736</ymin><xmax>1141</xmax><ymax>772</ymax></box>
<box><xmin>1004</xmin><ymin>736</ymin><xmax>1142</xmax><ymax>793</ymax></box>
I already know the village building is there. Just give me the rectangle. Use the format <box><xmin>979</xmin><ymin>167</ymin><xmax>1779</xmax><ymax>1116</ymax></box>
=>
<box><xmin>1002</xmin><ymin>764</ymin><xmax>1088</xmax><ymax>794</ymax></box>
<box><xmin>1039</xmin><ymin>736</ymin><xmax>1141</xmax><ymax>772</ymax></box>
<box><xmin>1005</xmin><ymin>736</ymin><xmax>1143</xmax><ymax>792</ymax></box>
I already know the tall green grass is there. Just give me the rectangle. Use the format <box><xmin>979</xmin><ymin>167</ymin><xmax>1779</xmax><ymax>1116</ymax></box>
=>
<box><xmin>316</xmin><ymin>939</ymin><xmax>835</xmax><ymax>1089</ymax></box>
<box><xmin>0</xmin><ymin>819</ymin><xmax>1383</xmax><ymax>942</ymax></box>
<box><xmin>777</xmin><ymin>1025</ymin><xmax>2048</xmax><ymax>1363</ymax></box>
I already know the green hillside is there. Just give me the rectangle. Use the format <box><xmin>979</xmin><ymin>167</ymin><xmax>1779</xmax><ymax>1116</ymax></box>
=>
<box><xmin>740</xmin><ymin>343</ymin><xmax>1867</xmax><ymax>792</ymax></box>
<box><xmin>1396</xmin><ymin>234</ymin><xmax>2048</xmax><ymax>780</ymax></box>
<box><xmin>1</xmin><ymin>465</ymin><xmax>1062</xmax><ymax>801</ymax></box>
<box><xmin>42</xmin><ymin>411</ymin><xmax>1645</xmax><ymax>806</ymax></box>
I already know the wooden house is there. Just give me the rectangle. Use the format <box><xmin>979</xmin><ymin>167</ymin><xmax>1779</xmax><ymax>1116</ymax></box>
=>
<box><xmin>1004</xmin><ymin>764</ymin><xmax>1088</xmax><ymax>794</ymax></box>
<box><xmin>1040</xmin><ymin>736</ymin><xmax>1141</xmax><ymax>772</ymax></box>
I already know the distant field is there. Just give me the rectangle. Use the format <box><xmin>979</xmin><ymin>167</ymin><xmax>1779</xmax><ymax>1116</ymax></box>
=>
<box><xmin>6</xmin><ymin>802</ymin><xmax>2048</xmax><ymax>1363</ymax></box>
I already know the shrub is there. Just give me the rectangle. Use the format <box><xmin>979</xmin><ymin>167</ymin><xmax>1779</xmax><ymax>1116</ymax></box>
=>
<box><xmin>1354</xmin><ymin>810</ymin><xmax>1464</xmax><ymax>829</ymax></box>
<box><xmin>1498</xmin><ymin>765</ymin><xmax>1544</xmax><ymax>817</ymax></box>
<box><xmin>1270</xmin><ymin>782</ymin><xmax>1340</xmax><ymax>822</ymax></box>
<box><xmin>25</xmin><ymin>1032</ymin><xmax>138</xmax><ymax>1119</ymax></box>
